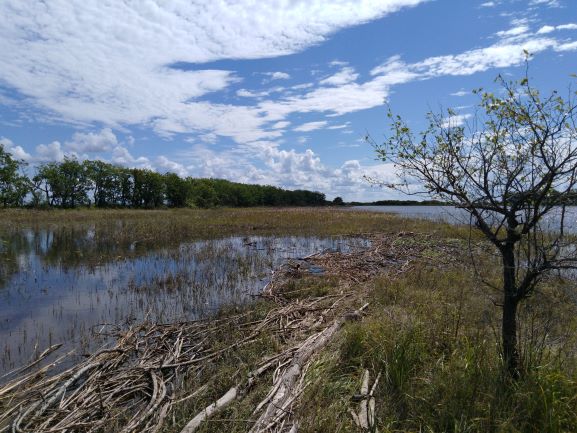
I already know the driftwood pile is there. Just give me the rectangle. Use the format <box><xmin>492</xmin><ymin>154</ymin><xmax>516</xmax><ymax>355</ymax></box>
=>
<box><xmin>0</xmin><ymin>232</ymin><xmax>438</xmax><ymax>433</ymax></box>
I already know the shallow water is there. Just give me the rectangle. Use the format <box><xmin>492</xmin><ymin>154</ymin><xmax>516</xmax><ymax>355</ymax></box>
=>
<box><xmin>0</xmin><ymin>228</ymin><xmax>366</xmax><ymax>375</ymax></box>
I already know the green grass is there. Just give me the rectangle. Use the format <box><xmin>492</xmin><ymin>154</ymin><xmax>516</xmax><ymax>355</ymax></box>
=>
<box><xmin>0</xmin><ymin>206</ymin><xmax>464</xmax><ymax>240</ymax></box>
<box><xmin>296</xmin><ymin>263</ymin><xmax>577</xmax><ymax>433</ymax></box>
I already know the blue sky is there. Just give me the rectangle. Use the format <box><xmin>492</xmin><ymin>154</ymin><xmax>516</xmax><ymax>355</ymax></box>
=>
<box><xmin>1</xmin><ymin>0</ymin><xmax>576</xmax><ymax>201</ymax></box>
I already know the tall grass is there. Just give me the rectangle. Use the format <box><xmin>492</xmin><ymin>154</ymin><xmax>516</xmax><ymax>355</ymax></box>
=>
<box><xmin>297</xmin><ymin>263</ymin><xmax>577</xmax><ymax>433</ymax></box>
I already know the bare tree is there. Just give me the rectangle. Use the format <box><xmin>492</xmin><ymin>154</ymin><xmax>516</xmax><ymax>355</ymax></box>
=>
<box><xmin>372</xmin><ymin>68</ymin><xmax>577</xmax><ymax>376</ymax></box>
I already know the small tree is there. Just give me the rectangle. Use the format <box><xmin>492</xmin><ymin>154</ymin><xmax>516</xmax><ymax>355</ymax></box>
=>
<box><xmin>373</xmin><ymin>71</ymin><xmax>577</xmax><ymax>376</ymax></box>
<box><xmin>332</xmin><ymin>196</ymin><xmax>345</xmax><ymax>205</ymax></box>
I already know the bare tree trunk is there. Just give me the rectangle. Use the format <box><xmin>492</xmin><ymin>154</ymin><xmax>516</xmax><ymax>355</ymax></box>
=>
<box><xmin>502</xmin><ymin>244</ymin><xmax>519</xmax><ymax>378</ymax></box>
<box><xmin>502</xmin><ymin>294</ymin><xmax>519</xmax><ymax>377</ymax></box>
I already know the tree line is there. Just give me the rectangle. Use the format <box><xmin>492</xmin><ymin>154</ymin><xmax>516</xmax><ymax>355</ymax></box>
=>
<box><xmin>0</xmin><ymin>146</ymin><xmax>326</xmax><ymax>208</ymax></box>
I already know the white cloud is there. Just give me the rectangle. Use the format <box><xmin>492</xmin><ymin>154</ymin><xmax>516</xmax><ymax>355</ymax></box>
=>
<box><xmin>111</xmin><ymin>146</ymin><xmax>150</xmax><ymax>169</ymax></box>
<box><xmin>236</xmin><ymin>89</ymin><xmax>261</xmax><ymax>98</ymax></box>
<box><xmin>155</xmin><ymin>155</ymin><xmax>188</xmax><ymax>177</ymax></box>
<box><xmin>272</xmin><ymin>121</ymin><xmax>291</xmax><ymax>129</ymax></box>
<box><xmin>65</xmin><ymin>128</ymin><xmax>118</xmax><ymax>153</ymax></box>
<box><xmin>538</xmin><ymin>23</ymin><xmax>577</xmax><ymax>34</ymax></box>
<box><xmin>327</xmin><ymin>122</ymin><xmax>351</xmax><ymax>130</ymax></box>
<box><xmin>320</xmin><ymin>67</ymin><xmax>359</xmax><ymax>86</ymax></box>
<box><xmin>451</xmin><ymin>90</ymin><xmax>469</xmax><ymax>97</ymax></box>
<box><xmin>373</xmin><ymin>37</ymin><xmax>558</xmax><ymax>79</ymax></box>
<box><xmin>537</xmin><ymin>25</ymin><xmax>555</xmax><ymax>34</ymax></box>
<box><xmin>0</xmin><ymin>136</ymin><xmax>32</xmax><ymax>161</ymax></box>
<box><xmin>35</xmin><ymin>141</ymin><xmax>65</xmax><ymax>163</ymax></box>
<box><xmin>529</xmin><ymin>0</ymin><xmax>560</xmax><ymax>7</ymax></box>
<box><xmin>294</xmin><ymin>121</ymin><xmax>328</xmax><ymax>132</ymax></box>
<box><xmin>480</xmin><ymin>2</ymin><xmax>496</xmax><ymax>7</ymax></box>
<box><xmin>265</xmin><ymin>72</ymin><xmax>291</xmax><ymax>80</ymax></box>
<box><xmin>441</xmin><ymin>113</ymin><xmax>472</xmax><ymax>128</ymax></box>
<box><xmin>496</xmin><ymin>25</ymin><xmax>529</xmax><ymax>38</ymax></box>
<box><xmin>0</xmin><ymin>0</ymin><xmax>426</xmax><ymax>134</ymax></box>
<box><xmin>556</xmin><ymin>41</ymin><xmax>577</xmax><ymax>51</ymax></box>
<box><xmin>557</xmin><ymin>23</ymin><xmax>577</xmax><ymax>31</ymax></box>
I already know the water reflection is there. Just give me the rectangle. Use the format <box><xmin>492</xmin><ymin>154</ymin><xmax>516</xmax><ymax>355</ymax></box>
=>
<box><xmin>0</xmin><ymin>227</ymin><xmax>367</xmax><ymax>374</ymax></box>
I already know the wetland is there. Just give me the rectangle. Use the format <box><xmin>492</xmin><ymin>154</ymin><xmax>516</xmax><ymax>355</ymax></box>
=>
<box><xmin>1</xmin><ymin>207</ymin><xmax>576</xmax><ymax>433</ymax></box>
<box><xmin>0</xmin><ymin>208</ymin><xmax>391</xmax><ymax>376</ymax></box>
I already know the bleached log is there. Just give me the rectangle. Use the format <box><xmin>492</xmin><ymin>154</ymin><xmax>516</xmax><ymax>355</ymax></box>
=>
<box><xmin>358</xmin><ymin>370</ymin><xmax>370</xmax><ymax>429</ymax></box>
<box><xmin>179</xmin><ymin>386</ymin><xmax>238</xmax><ymax>433</ymax></box>
<box><xmin>250</xmin><ymin>303</ymin><xmax>369</xmax><ymax>433</ymax></box>
<box><xmin>351</xmin><ymin>369</ymin><xmax>381</xmax><ymax>432</ymax></box>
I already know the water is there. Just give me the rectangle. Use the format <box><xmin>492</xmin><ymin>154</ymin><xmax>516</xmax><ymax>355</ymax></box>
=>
<box><xmin>352</xmin><ymin>205</ymin><xmax>577</xmax><ymax>233</ymax></box>
<box><xmin>0</xmin><ymin>228</ymin><xmax>366</xmax><ymax>375</ymax></box>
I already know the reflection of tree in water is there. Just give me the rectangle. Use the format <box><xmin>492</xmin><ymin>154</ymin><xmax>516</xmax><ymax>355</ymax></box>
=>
<box><xmin>0</xmin><ymin>225</ymin><xmax>163</xmax><ymax>287</ymax></box>
<box><xmin>3</xmin><ymin>226</ymin><xmax>223</xmax><ymax>288</ymax></box>
<box><xmin>0</xmin><ymin>230</ymin><xmax>26</xmax><ymax>289</ymax></box>
<box><xmin>37</xmin><ymin>226</ymin><xmax>155</xmax><ymax>269</ymax></box>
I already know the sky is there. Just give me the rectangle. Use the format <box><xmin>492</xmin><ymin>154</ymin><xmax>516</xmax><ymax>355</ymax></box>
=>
<box><xmin>0</xmin><ymin>0</ymin><xmax>576</xmax><ymax>201</ymax></box>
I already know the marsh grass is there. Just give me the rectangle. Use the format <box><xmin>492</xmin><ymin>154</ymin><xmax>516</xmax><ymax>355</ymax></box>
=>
<box><xmin>0</xmin><ymin>207</ymin><xmax>464</xmax><ymax>248</ymax></box>
<box><xmin>295</xmin><ymin>260</ymin><xmax>577</xmax><ymax>433</ymax></box>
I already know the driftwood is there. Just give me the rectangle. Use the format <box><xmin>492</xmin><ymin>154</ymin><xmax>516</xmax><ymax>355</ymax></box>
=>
<box><xmin>180</xmin><ymin>386</ymin><xmax>238</xmax><ymax>433</ymax></box>
<box><xmin>0</xmin><ymin>232</ymin><xmax>433</xmax><ymax>433</ymax></box>
<box><xmin>249</xmin><ymin>303</ymin><xmax>369</xmax><ymax>433</ymax></box>
<box><xmin>350</xmin><ymin>369</ymin><xmax>381</xmax><ymax>432</ymax></box>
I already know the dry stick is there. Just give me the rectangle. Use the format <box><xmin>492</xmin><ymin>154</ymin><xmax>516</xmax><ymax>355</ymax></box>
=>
<box><xmin>0</xmin><ymin>350</ymin><xmax>73</xmax><ymax>400</ymax></box>
<box><xmin>352</xmin><ymin>369</ymin><xmax>381</xmax><ymax>431</ymax></box>
<box><xmin>0</xmin><ymin>344</ymin><xmax>62</xmax><ymax>381</ymax></box>
<box><xmin>178</xmin><ymin>348</ymin><xmax>291</xmax><ymax>433</ymax></box>
<box><xmin>368</xmin><ymin>372</ymin><xmax>381</xmax><ymax>430</ymax></box>
<box><xmin>358</xmin><ymin>370</ymin><xmax>370</xmax><ymax>430</ymax></box>
<box><xmin>249</xmin><ymin>303</ymin><xmax>369</xmax><ymax>433</ymax></box>
<box><xmin>179</xmin><ymin>386</ymin><xmax>238</xmax><ymax>433</ymax></box>
<box><xmin>13</xmin><ymin>361</ymin><xmax>101</xmax><ymax>433</ymax></box>
<box><xmin>172</xmin><ymin>384</ymin><xmax>209</xmax><ymax>405</ymax></box>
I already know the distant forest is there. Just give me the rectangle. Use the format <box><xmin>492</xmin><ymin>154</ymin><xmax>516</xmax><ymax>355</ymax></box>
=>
<box><xmin>0</xmin><ymin>145</ymin><xmax>326</xmax><ymax>209</ymax></box>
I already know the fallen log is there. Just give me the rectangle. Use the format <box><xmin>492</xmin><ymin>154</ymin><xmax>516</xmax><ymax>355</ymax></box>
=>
<box><xmin>180</xmin><ymin>386</ymin><xmax>238</xmax><ymax>433</ymax></box>
<box><xmin>249</xmin><ymin>303</ymin><xmax>369</xmax><ymax>433</ymax></box>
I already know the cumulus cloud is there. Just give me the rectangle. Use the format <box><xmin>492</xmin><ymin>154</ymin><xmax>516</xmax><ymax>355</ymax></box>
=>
<box><xmin>65</xmin><ymin>128</ymin><xmax>118</xmax><ymax>153</ymax></box>
<box><xmin>0</xmin><ymin>136</ymin><xmax>32</xmax><ymax>161</ymax></box>
<box><xmin>35</xmin><ymin>142</ymin><xmax>65</xmax><ymax>163</ymax></box>
<box><xmin>155</xmin><ymin>155</ymin><xmax>188</xmax><ymax>177</ymax></box>
<box><xmin>111</xmin><ymin>146</ymin><xmax>150</xmax><ymax>169</ymax></box>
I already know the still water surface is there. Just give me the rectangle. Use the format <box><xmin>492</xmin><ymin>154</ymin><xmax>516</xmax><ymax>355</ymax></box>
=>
<box><xmin>353</xmin><ymin>205</ymin><xmax>577</xmax><ymax>233</ymax></box>
<box><xmin>0</xmin><ymin>228</ymin><xmax>365</xmax><ymax>375</ymax></box>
